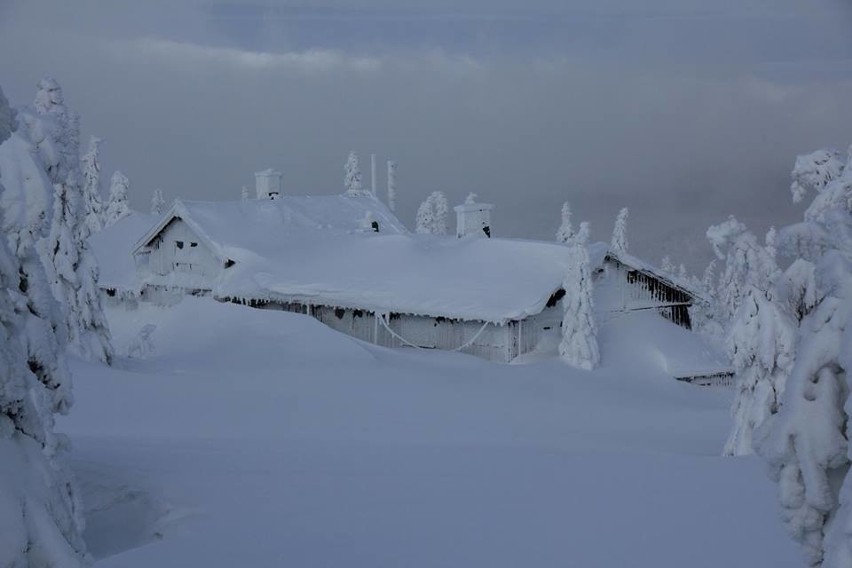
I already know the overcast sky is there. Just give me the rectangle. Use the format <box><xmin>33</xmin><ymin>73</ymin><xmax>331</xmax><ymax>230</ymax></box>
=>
<box><xmin>2</xmin><ymin>0</ymin><xmax>852</xmax><ymax>269</ymax></box>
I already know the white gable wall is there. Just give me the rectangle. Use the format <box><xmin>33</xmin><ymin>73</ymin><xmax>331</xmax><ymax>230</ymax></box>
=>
<box><xmin>146</xmin><ymin>219</ymin><xmax>222</xmax><ymax>287</ymax></box>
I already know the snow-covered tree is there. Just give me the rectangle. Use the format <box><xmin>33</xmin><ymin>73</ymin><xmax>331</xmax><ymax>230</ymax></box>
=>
<box><xmin>660</xmin><ymin>255</ymin><xmax>675</xmax><ymax>276</ymax></box>
<box><xmin>241</xmin><ymin>185</ymin><xmax>249</xmax><ymax>201</ymax></box>
<box><xmin>722</xmin><ymin>229</ymin><xmax>796</xmax><ymax>456</ymax></box>
<box><xmin>344</xmin><ymin>151</ymin><xmax>368</xmax><ymax>197</ymax></box>
<box><xmin>707</xmin><ymin>216</ymin><xmax>778</xmax><ymax>325</ymax></box>
<box><xmin>559</xmin><ymin>222</ymin><xmax>599</xmax><ymax>370</ymax></box>
<box><xmin>415</xmin><ymin>191</ymin><xmax>448</xmax><ymax>235</ymax></box>
<box><xmin>23</xmin><ymin>79</ymin><xmax>113</xmax><ymax>364</ymax></box>
<box><xmin>79</xmin><ymin>135</ymin><xmax>103</xmax><ymax>234</ymax></box>
<box><xmin>0</xmin><ymin>84</ymin><xmax>87</xmax><ymax>567</ymax></box>
<box><xmin>610</xmin><ymin>207</ymin><xmax>629</xmax><ymax>255</ymax></box>
<box><xmin>151</xmin><ymin>188</ymin><xmax>165</xmax><ymax>215</ymax></box>
<box><xmin>387</xmin><ymin>160</ymin><xmax>397</xmax><ymax>212</ymax></box>
<box><xmin>752</xmin><ymin>144</ymin><xmax>852</xmax><ymax>566</ymax></box>
<box><xmin>103</xmin><ymin>170</ymin><xmax>131</xmax><ymax>227</ymax></box>
<box><xmin>556</xmin><ymin>201</ymin><xmax>573</xmax><ymax>244</ymax></box>
<box><xmin>790</xmin><ymin>148</ymin><xmax>845</xmax><ymax>204</ymax></box>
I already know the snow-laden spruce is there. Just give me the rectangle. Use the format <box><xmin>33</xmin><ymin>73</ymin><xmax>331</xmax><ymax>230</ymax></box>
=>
<box><xmin>610</xmin><ymin>207</ymin><xmax>629</xmax><ymax>254</ymax></box>
<box><xmin>660</xmin><ymin>255</ymin><xmax>675</xmax><ymax>276</ymax></box>
<box><xmin>80</xmin><ymin>135</ymin><xmax>104</xmax><ymax>235</ymax></box>
<box><xmin>151</xmin><ymin>188</ymin><xmax>166</xmax><ymax>215</ymax></box>
<box><xmin>0</xmin><ymin>84</ymin><xmax>87</xmax><ymax>568</ymax></box>
<box><xmin>752</xmin><ymin>144</ymin><xmax>852</xmax><ymax>567</ymax></box>
<box><xmin>559</xmin><ymin>222</ymin><xmax>599</xmax><ymax>370</ymax></box>
<box><xmin>416</xmin><ymin>191</ymin><xmax>449</xmax><ymax>235</ymax></box>
<box><xmin>104</xmin><ymin>170</ymin><xmax>131</xmax><ymax>227</ymax></box>
<box><xmin>21</xmin><ymin>78</ymin><xmax>113</xmax><ymax>364</ymax></box>
<box><xmin>344</xmin><ymin>151</ymin><xmax>370</xmax><ymax>197</ymax></box>
<box><xmin>790</xmin><ymin>148</ymin><xmax>845</xmax><ymax>204</ymax></box>
<box><xmin>241</xmin><ymin>185</ymin><xmax>249</xmax><ymax>201</ymax></box>
<box><xmin>555</xmin><ymin>201</ymin><xmax>573</xmax><ymax>244</ymax></box>
<box><xmin>387</xmin><ymin>160</ymin><xmax>397</xmax><ymax>212</ymax></box>
<box><xmin>722</xmin><ymin>227</ymin><xmax>796</xmax><ymax>456</ymax></box>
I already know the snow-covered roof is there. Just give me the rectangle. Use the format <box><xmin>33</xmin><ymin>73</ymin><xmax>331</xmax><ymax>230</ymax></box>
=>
<box><xmin>216</xmin><ymin>234</ymin><xmax>577</xmax><ymax>323</ymax></box>
<box><xmin>133</xmin><ymin>194</ymin><xmax>407</xmax><ymax>258</ymax></box>
<box><xmin>127</xmin><ymin>196</ymin><xmax>697</xmax><ymax>323</ymax></box>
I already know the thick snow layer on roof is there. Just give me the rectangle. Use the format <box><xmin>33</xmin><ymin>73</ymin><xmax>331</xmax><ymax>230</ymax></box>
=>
<box><xmin>135</xmin><ymin>194</ymin><xmax>407</xmax><ymax>259</ymax></box>
<box><xmin>217</xmin><ymin>233</ymin><xmax>576</xmax><ymax>322</ymax></box>
<box><xmin>90</xmin><ymin>211</ymin><xmax>157</xmax><ymax>289</ymax></box>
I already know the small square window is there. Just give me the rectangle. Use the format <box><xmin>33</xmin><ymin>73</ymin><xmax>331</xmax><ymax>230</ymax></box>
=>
<box><xmin>190</xmin><ymin>242</ymin><xmax>198</xmax><ymax>248</ymax></box>
<box><xmin>175</xmin><ymin>241</ymin><xmax>184</xmax><ymax>249</ymax></box>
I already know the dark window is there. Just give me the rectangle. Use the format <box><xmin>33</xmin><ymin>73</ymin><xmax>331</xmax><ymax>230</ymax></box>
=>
<box><xmin>334</xmin><ymin>308</ymin><xmax>345</xmax><ymax>319</ymax></box>
<box><xmin>371</xmin><ymin>221</ymin><xmax>379</xmax><ymax>232</ymax></box>
<box><xmin>546</xmin><ymin>289</ymin><xmax>566</xmax><ymax>307</ymax></box>
<box><xmin>482</xmin><ymin>226</ymin><xmax>491</xmax><ymax>238</ymax></box>
<box><xmin>190</xmin><ymin>242</ymin><xmax>198</xmax><ymax>248</ymax></box>
<box><xmin>224</xmin><ymin>259</ymin><xmax>235</xmax><ymax>268</ymax></box>
<box><xmin>175</xmin><ymin>241</ymin><xmax>184</xmax><ymax>249</ymax></box>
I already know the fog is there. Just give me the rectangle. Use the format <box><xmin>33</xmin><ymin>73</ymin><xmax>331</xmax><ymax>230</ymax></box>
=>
<box><xmin>2</xmin><ymin>0</ymin><xmax>852</xmax><ymax>269</ymax></box>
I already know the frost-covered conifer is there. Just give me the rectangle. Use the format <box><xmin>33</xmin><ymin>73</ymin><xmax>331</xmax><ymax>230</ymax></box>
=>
<box><xmin>610</xmin><ymin>207</ymin><xmax>628</xmax><ymax>254</ymax></box>
<box><xmin>151</xmin><ymin>188</ymin><xmax>165</xmax><ymax>215</ymax></box>
<box><xmin>660</xmin><ymin>255</ymin><xmax>675</xmax><ymax>275</ymax></box>
<box><xmin>344</xmin><ymin>151</ymin><xmax>367</xmax><ymax>196</ymax></box>
<box><xmin>790</xmin><ymin>148</ymin><xmax>845</xmax><ymax>204</ymax></box>
<box><xmin>559</xmin><ymin>222</ymin><xmax>599</xmax><ymax>370</ymax></box>
<box><xmin>707</xmin><ymin>216</ymin><xmax>777</xmax><ymax>325</ymax></box>
<box><xmin>80</xmin><ymin>136</ymin><xmax>104</xmax><ymax>234</ymax></box>
<box><xmin>556</xmin><ymin>201</ymin><xmax>573</xmax><ymax>244</ymax></box>
<box><xmin>387</xmin><ymin>160</ymin><xmax>397</xmax><ymax>212</ymax></box>
<box><xmin>415</xmin><ymin>191</ymin><xmax>448</xmax><ymax>235</ymax></box>
<box><xmin>431</xmin><ymin>191</ymin><xmax>448</xmax><ymax>235</ymax></box>
<box><xmin>241</xmin><ymin>185</ymin><xmax>249</xmax><ymax>201</ymax></box>
<box><xmin>103</xmin><ymin>170</ymin><xmax>131</xmax><ymax>227</ymax></box>
<box><xmin>722</xmin><ymin>233</ymin><xmax>796</xmax><ymax>456</ymax></box>
<box><xmin>23</xmin><ymin>79</ymin><xmax>113</xmax><ymax>364</ymax></box>
<box><xmin>0</xmin><ymin>84</ymin><xmax>87</xmax><ymax>567</ymax></box>
<box><xmin>753</xmin><ymin>145</ymin><xmax>852</xmax><ymax>566</ymax></box>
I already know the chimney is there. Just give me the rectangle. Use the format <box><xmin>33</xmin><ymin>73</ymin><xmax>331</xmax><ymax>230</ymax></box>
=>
<box><xmin>454</xmin><ymin>193</ymin><xmax>493</xmax><ymax>238</ymax></box>
<box><xmin>255</xmin><ymin>169</ymin><xmax>282</xmax><ymax>200</ymax></box>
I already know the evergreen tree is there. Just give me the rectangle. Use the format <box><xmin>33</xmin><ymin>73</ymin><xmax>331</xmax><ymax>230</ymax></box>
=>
<box><xmin>556</xmin><ymin>201</ymin><xmax>573</xmax><ymax>244</ymax></box>
<box><xmin>241</xmin><ymin>185</ymin><xmax>249</xmax><ymax>201</ymax></box>
<box><xmin>0</xmin><ymin>84</ymin><xmax>87</xmax><ymax>566</ymax></box>
<box><xmin>23</xmin><ymin>78</ymin><xmax>113</xmax><ymax>364</ymax></box>
<box><xmin>610</xmin><ymin>207</ymin><xmax>629</xmax><ymax>254</ymax></box>
<box><xmin>755</xmin><ymin>145</ymin><xmax>852</xmax><ymax>566</ymax></box>
<box><xmin>80</xmin><ymin>135</ymin><xmax>103</xmax><ymax>235</ymax></box>
<box><xmin>559</xmin><ymin>222</ymin><xmax>599</xmax><ymax>370</ymax></box>
<box><xmin>344</xmin><ymin>151</ymin><xmax>367</xmax><ymax>197</ymax></box>
<box><xmin>103</xmin><ymin>170</ymin><xmax>131</xmax><ymax>227</ymax></box>
<box><xmin>151</xmin><ymin>188</ymin><xmax>165</xmax><ymax>215</ymax></box>
<box><xmin>415</xmin><ymin>191</ymin><xmax>448</xmax><ymax>235</ymax></box>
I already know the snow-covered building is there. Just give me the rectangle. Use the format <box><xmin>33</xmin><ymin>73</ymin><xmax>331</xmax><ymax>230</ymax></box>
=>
<box><xmin>88</xmin><ymin>168</ymin><xmax>727</xmax><ymax>377</ymax></box>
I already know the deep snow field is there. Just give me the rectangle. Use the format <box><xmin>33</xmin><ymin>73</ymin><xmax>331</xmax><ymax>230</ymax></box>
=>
<box><xmin>59</xmin><ymin>298</ymin><xmax>799</xmax><ymax>567</ymax></box>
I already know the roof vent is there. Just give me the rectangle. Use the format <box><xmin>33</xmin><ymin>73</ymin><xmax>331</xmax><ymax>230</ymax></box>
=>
<box><xmin>453</xmin><ymin>193</ymin><xmax>493</xmax><ymax>238</ymax></box>
<box><xmin>255</xmin><ymin>169</ymin><xmax>282</xmax><ymax>200</ymax></box>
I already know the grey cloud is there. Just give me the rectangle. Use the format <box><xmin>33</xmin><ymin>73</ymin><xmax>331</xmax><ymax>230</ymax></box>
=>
<box><xmin>1</xmin><ymin>0</ymin><xmax>851</xmax><ymax>271</ymax></box>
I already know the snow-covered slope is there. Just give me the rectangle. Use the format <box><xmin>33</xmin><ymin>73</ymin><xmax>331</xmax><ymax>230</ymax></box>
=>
<box><xmin>59</xmin><ymin>297</ymin><xmax>799</xmax><ymax>567</ymax></box>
